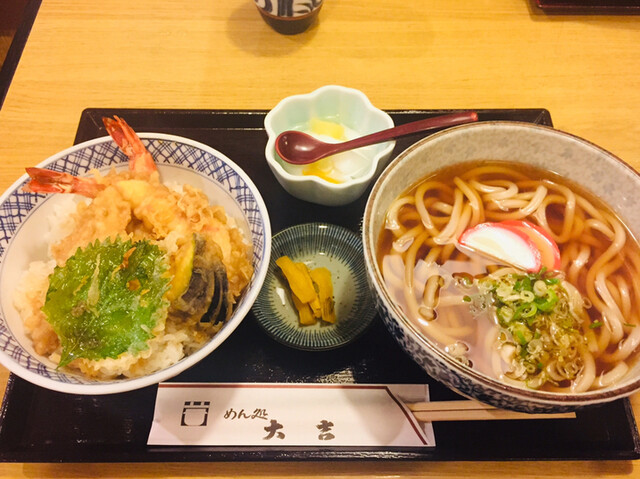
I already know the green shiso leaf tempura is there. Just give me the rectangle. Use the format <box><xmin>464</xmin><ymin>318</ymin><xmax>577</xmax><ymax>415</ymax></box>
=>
<box><xmin>42</xmin><ymin>237</ymin><xmax>170</xmax><ymax>367</ymax></box>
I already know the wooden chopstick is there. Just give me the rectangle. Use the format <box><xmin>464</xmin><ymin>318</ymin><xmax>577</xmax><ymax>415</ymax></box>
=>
<box><xmin>405</xmin><ymin>400</ymin><xmax>576</xmax><ymax>422</ymax></box>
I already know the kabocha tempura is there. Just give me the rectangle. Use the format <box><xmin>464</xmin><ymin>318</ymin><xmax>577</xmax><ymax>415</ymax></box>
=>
<box><xmin>14</xmin><ymin>116</ymin><xmax>253</xmax><ymax>379</ymax></box>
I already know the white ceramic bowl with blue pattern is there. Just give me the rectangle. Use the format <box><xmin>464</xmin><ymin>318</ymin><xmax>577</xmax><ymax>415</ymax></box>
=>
<box><xmin>0</xmin><ymin>134</ymin><xmax>271</xmax><ymax>395</ymax></box>
<box><xmin>363</xmin><ymin>121</ymin><xmax>640</xmax><ymax>413</ymax></box>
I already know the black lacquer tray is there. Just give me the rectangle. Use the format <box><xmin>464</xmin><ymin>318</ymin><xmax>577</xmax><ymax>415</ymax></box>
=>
<box><xmin>0</xmin><ymin>0</ymin><xmax>41</xmax><ymax>108</ymax></box>
<box><xmin>0</xmin><ymin>108</ymin><xmax>638</xmax><ymax>462</ymax></box>
<box><xmin>536</xmin><ymin>0</ymin><xmax>640</xmax><ymax>12</ymax></box>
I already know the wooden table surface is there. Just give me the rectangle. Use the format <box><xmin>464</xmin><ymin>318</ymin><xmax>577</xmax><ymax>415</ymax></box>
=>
<box><xmin>0</xmin><ymin>0</ymin><xmax>639</xmax><ymax>477</ymax></box>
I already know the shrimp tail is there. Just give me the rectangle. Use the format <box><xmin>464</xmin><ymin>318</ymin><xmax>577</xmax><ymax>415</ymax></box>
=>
<box><xmin>23</xmin><ymin>167</ymin><xmax>104</xmax><ymax>198</ymax></box>
<box><xmin>102</xmin><ymin>116</ymin><xmax>157</xmax><ymax>175</ymax></box>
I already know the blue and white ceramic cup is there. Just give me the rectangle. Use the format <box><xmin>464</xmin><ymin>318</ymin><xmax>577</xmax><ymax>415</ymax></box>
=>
<box><xmin>254</xmin><ymin>0</ymin><xmax>323</xmax><ymax>34</ymax></box>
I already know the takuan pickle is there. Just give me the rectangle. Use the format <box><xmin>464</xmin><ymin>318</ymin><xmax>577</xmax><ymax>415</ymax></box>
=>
<box><xmin>276</xmin><ymin>255</ymin><xmax>335</xmax><ymax>325</ymax></box>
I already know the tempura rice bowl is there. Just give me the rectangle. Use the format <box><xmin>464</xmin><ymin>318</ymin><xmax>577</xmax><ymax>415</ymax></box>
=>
<box><xmin>0</xmin><ymin>134</ymin><xmax>271</xmax><ymax>394</ymax></box>
<box><xmin>363</xmin><ymin>121</ymin><xmax>640</xmax><ymax>413</ymax></box>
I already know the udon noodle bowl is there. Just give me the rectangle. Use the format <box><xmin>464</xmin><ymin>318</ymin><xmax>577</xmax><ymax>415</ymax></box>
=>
<box><xmin>377</xmin><ymin>161</ymin><xmax>640</xmax><ymax>393</ymax></box>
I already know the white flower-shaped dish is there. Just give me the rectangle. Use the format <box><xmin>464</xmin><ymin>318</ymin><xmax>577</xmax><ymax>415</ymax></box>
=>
<box><xmin>0</xmin><ymin>134</ymin><xmax>271</xmax><ymax>395</ymax></box>
<box><xmin>264</xmin><ymin>85</ymin><xmax>395</xmax><ymax>206</ymax></box>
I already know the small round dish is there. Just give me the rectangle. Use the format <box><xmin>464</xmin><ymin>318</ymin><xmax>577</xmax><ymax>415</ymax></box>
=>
<box><xmin>253</xmin><ymin>222</ymin><xmax>376</xmax><ymax>351</ymax></box>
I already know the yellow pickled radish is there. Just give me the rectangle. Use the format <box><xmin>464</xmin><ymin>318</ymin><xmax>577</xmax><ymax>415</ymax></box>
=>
<box><xmin>310</xmin><ymin>267</ymin><xmax>335</xmax><ymax>323</ymax></box>
<box><xmin>291</xmin><ymin>292</ymin><xmax>317</xmax><ymax>325</ymax></box>
<box><xmin>276</xmin><ymin>255</ymin><xmax>337</xmax><ymax>326</ymax></box>
<box><xmin>294</xmin><ymin>262</ymin><xmax>322</xmax><ymax>318</ymax></box>
<box><xmin>302</xmin><ymin>118</ymin><xmax>347</xmax><ymax>183</ymax></box>
<box><xmin>302</xmin><ymin>161</ymin><xmax>342</xmax><ymax>184</ymax></box>
<box><xmin>275</xmin><ymin>256</ymin><xmax>316</xmax><ymax>303</ymax></box>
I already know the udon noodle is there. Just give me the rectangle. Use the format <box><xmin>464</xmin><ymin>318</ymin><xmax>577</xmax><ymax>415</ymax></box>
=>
<box><xmin>378</xmin><ymin>161</ymin><xmax>640</xmax><ymax>392</ymax></box>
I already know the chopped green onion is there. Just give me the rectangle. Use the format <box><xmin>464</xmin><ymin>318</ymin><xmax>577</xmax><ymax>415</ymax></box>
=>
<box><xmin>520</xmin><ymin>290</ymin><xmax>535</xmax><ymax>302</ymax></box>
<box><xmin>521</xmin><ymin>303</ymin><xmax>537</xmax><ymax>318</ymax></box>
<box><xmin>515</xmin><ymin>276</ymin><xmax>532</xmax><ymax>292</ymax></box>
<box><xmin>533</xmin><ymin>280</ymin><xmax>548</xmax><ymax>297</ymax></box>
<box><xmin>624</xmin><ymin>323</ymin><xmax>637</xmax><ymax>328</ymax></box>
<box><xmin>475</xmin><ymin>268</ymin><xmax>585</xmax><ymax>390</ymax></box>
<box><xmin>515</xmin><ymin>330</ymin><xmax>528</xmax><ymax>345</ymax></box>
<box><xmin>498</xmin><ymin>305</ymin><xmax>515</xmax><ymax>322</ymax></box>
<box><xmin>590</xmin><ymin>321</ymin><xmax>603</xmax><ymax>329</ymax></box>
<box><xmin>463</xmin><ymin>295</ymin><xmax>471</xmax><ymax>302</ymax></box>
<box><xmin>536</xmin><ymin>288</ymin><xmax>558</xmax><ymax>312</ymax></box>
